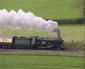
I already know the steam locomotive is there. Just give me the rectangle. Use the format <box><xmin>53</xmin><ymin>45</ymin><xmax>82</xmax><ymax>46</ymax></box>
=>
<box><xmin>0</xmin><ymin>36</ymin><xmax>66</xmax><ymax>50</ymax></box>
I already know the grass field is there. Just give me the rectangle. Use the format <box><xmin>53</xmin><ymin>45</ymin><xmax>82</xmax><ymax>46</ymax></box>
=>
<box><xmin>0</xmin><ymin>0</ymin><xmax>81</xmax><ymax>19</ymax></box>
<box><xmin>0</xmin><ymin>51</ymin><xmax>84</xmax><ymax>69</ymax></box>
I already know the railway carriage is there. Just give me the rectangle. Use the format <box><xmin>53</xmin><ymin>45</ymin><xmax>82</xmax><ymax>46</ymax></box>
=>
<box><xmin>0</xmin><ymin>36</ymin><xmax>14</xmax><ymax>48</ymax></box>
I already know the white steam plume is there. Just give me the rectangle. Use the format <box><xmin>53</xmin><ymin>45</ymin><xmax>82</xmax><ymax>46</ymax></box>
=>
<box><xmin>0</xmin><ymin>9</ymin><xmax>60</xmax><ymax>37</ymax></box>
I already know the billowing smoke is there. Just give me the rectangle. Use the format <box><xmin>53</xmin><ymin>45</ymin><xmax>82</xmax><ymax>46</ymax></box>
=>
<box><xmin>0</xmin><ymin>9</ymin><xmax>61</xmax><ymax>38</ymax></box>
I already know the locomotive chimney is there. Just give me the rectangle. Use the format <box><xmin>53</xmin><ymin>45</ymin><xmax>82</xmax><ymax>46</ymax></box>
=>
<box><xmin>54</xmin><ymin>27</ymin><xmax>61</xmax><ymax>38</ymax></box>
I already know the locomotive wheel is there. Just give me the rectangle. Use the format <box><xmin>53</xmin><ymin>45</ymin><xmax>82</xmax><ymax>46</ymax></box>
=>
<box><xmin>33</xmin><ymin>46</ymin><xmax>38</xmax><ymax>50</ymax></box>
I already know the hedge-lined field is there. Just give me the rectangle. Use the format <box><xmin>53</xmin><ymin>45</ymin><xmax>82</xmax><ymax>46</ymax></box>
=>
<box><xmin>0</xmin><ymin>24</ymin><xmax>84</xmax><ymax>50</ymax></box>
<box><xmin>0</xmin><ymin>0</ymin><xmax>81</xmax><ymax>19</ymax></box>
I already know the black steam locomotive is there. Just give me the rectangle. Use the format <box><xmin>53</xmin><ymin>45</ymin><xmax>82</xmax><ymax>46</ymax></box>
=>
<box><xmin>0</xmin><ymin>36</ymin><xmax>66</xmax><ymax>50</ymax></box>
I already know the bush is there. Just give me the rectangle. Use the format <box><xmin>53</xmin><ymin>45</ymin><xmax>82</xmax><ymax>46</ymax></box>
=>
<box><xmin>65</xmin><ymin>40</ymin><xmax>85</xmax><ymax>50</ymax></box>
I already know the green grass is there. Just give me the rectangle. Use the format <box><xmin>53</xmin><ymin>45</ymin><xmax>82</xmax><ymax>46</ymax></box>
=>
<box><xmin>60</xmin><ymin>24</ymin><xmax>84</xmax><ymax>42</ymax></box>
<box><xmin>0</xmin><ymin>0</ymin><xmax>81</xmax><ymax>19</ymax></box>
<box><xmin>0</xmin><ymin>51</ymin><xmax>84</xmax><ymax>69</ymax></box>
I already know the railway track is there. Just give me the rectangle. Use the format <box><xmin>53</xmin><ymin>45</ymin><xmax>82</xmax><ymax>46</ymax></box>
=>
<box><xmin>0</xmin><ymin>49</ymin><xmax>84</xmax><ymax>53</ymax></box>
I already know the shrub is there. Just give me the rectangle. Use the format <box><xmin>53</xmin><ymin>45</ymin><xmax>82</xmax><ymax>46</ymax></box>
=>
<box><xmin>65</xmin><ymin>40</ymin><xmax>85</xmax><ymax>50</ymax></box>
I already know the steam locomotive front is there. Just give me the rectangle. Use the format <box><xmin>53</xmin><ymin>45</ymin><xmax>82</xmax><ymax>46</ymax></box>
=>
<box><xmin>32</xmin><ymin>36</ymin><xmax>66</xmax><ymax>50</ymax></box>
